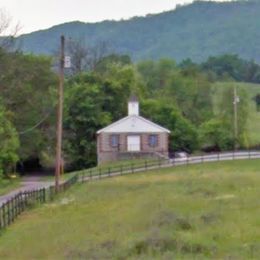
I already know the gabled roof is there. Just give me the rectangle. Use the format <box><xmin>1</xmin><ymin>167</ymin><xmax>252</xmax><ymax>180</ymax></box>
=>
<box><xmin>97</xmin><ymin>115</ymin><xmax>171</xmax><ymax>134</ymax></box>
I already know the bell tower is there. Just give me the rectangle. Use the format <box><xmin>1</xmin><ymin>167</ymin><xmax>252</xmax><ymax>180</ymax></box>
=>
<box><xmin>128</xmin><ymin>95</ymin><xmax>139</xmax><ymax>116</ymax></box>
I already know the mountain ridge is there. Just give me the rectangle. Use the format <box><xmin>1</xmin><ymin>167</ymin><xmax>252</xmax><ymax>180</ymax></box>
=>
<box><xmin>17</xmin><ymin>1</ymin><xmax>260</xmax><ymax>62</ymax></box>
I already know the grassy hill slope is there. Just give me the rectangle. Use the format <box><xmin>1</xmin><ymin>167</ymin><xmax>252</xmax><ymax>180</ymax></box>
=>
<box><xmin>0</xmin><ymin>160</ymin><xmax>259</xmax><ymax>259</ymax></box>
<box><xmin>18</xmin><ymin>1</ymin><xmax>260</xmax><ymax>62</ymax></box>
<box><xmin>212</xmin><ymin>82</ymin><xmax>260</xmax><ymax>146</ymax></box>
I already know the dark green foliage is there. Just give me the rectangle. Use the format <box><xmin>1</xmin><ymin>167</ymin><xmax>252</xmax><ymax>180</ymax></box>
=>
<box><xmin>199</xmin><ymin>119</ymin><xmax>234</xmax><ymax>151</ymax></box>
<box><xmin>0</xmin><ymin>48</ymin><xmax>57</xmax><ymax>170</ymax></box>
<box><xmin>64</xmin><ymin>74</ymin><xmax>111</xmax><ymax>169</ymax></box>
<box><xmin>141</xmin><ymin>100</ymin><xmax>199</xmax><ymax>152</ymax></box>
<box><xmin>64</xmin><ymin>65</ymin><xmax>135</xmax><ymax>169</ymax></box>
<box><xmin>95</xmin><ymin>54</ymin><xmax>132</xmax><ymax>74</ymax></box>
<box><xmin>202</xmin><ymin>54</ymin><xmax>260</xmax><ymax>83</ymax></box>
<box><xmin>253</xmin><ymin>93</ymin><xmax>260</xmax><ymax>111</ymax></box>
<box><xmin>0</xmin><ymin>101</ymin><xmax>20</xmax><ymax>176</ymax></box>
<box><xmin>17</xmin><ymin>1</ymin><xmax>260</xmax><ymax>63</ymax></box>
<box><xmin>219</xmin><ymin>86</ymin><xmax>250</xmax><ymax>148</ymax></box>
<box><xmin>0</xmin><ymin>41</ymin><xmax>252</xmax><ymax>171</ymax></box>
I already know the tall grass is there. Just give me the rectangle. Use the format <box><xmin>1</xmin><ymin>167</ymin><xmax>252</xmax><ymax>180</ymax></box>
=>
<box><xmin>0</xmin><ymin>159</ymin><xmax>259</xmax><ymax>259</ymax></box>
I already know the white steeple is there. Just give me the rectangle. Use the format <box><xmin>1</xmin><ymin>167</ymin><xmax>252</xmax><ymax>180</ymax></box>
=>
<box><xmin>128</xmin><ymin>95</ymin><xmax>139</xmax><ymax>116</ymax></box>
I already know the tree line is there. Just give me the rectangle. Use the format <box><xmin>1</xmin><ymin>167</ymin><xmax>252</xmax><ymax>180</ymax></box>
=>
<box><xmin>1</xmin><ymin>44</ymin><xmax>258</xmax><ymax>176</ymax></box>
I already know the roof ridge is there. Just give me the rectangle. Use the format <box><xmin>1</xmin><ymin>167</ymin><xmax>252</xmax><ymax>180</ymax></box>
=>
<box><xmin>97</xmin><ymin>115</ymin><xmax>170</xmax><ymax>134</ymax></box>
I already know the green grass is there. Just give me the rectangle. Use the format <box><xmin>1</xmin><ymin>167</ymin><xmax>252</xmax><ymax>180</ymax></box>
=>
<box><xmin>0</xmin><ymin>159</ymin><xmax>259</xmax><ymax>259</ymax></box>
<box><xmin>75</xmin><ymin>157</ymin><xmax>163</xmax><ymax>176</ymax></box>
<box><xmin>98</xmin><ymin>157</ymin><xmax>162</xmax><ymax>168</ymax></box>
<box><xmin>0</xmin><ymin>178</ymin><xmax>20</xmax><ymax>196</ymax></box>
<box><xmin>212</xmin><ymin>81</ymin><xmax>260</xmax><ymax>146</ymax></box>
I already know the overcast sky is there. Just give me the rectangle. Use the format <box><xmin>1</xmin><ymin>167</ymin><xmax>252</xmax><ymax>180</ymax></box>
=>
<box><xmin>1</xmin><ymin>0</ymin><xmax>226</xmax><ymax>34</ymax></box>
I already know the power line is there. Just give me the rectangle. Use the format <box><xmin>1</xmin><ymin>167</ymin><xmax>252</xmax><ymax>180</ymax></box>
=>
<box><xmin>18</xmin><ymin>111</ymin><xmax>53</xmax><ymax>135</ymax></box>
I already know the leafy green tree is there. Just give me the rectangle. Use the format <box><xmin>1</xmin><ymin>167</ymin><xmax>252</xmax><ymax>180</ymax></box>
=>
<box><xmin>163</xmin><ymin>72</ymin><xmax>213</xmax><ymax>125</ymax></box>
<box><xmin>0</xmin><ymin>50</ymin><xmax>57</xmax><ymax>166</ymax></box>
<box><xmin>201</xmin><ymin>55</ymin><xmax>260</xmax><ymax>83</ymax></box>
<box><xmin>64</xmin><ymin>74</ymin><xmax>111</xmax><ymax>169</ymax></box>
<box><xmin>94</xmin><ymin>54</ymin><xmax>132</xmax><ymax>74</ymax></box>
<box><xmin>219</xmin><ymin>86</ymin><xmax>249</xmax><ymax>148</ymax></box>
<box><xmin>141</xmin><ymin>99</ymin><xmax>198</xmax><ymax>152</ymax></box>
<box><xmin>0</xmin><ymin>102</ymin><xmax>20</xmax><ymax>176</ymax></box>
<box><xmin>202</xmin><ymin>54</ymin><xmax>245</xmax><ymax>81</ymax></box>
<box><xmin>95</xmin><ymin>61</ymin><xmax>141</xmax><ymax>120</ymax></box>
<box><xmin>199</xmin><ymin>119</ymin><xmax>233</xmax><ymax>151</ymax></box>
<box><xmin>137</xmin><ymin>59</ymin><xmax>176</xmax><ymax>96</ymax></box>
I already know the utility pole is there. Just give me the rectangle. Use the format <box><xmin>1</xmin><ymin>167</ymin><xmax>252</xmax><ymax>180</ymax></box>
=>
<box><xmin>55</xmin><ymin>35</ymin><xmax>65</xmax><ymax>193</ymax></box>
<box><xmin>233</xmin><ymin>85</ymin><xmax>239</xmax><ymax>150</ymax></box>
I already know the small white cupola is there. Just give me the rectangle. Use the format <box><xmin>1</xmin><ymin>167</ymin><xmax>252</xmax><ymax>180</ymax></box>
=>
<box><xmin>128</xmin><ymin>95</ymin><xmax>139</xmax><ymax>116</ymax></box>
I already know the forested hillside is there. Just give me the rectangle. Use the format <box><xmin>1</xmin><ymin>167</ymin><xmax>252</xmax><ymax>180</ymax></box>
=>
<box><xmin>18</xmin><ymin>0</ymin><xmax>260</xmax><ymax>62</ymax></box>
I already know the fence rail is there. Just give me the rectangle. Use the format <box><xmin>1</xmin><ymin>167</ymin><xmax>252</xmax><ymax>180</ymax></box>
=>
<box><xmin>0</xmin><ymin>174</ymin><xmax>78</xmax><ymax>231</ymax></box>
<box><xmin>77</xmin><ymin>150</ymin><xmax>260</xmax><ymax>182</ymax></box>
<box><xmin>1</xmin><ymin>150</ymin><xmax>260</xmax><ymax>232</ymax></box>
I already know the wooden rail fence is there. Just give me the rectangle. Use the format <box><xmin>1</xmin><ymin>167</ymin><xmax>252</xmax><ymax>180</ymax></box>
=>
<box><xmin>1</xmin><ymin>150</ymin><xmax>260</xmax><ymax>232</ymax></box>
<box><xmin>77</xmin><ymin>150</ymin><xmax>260</xmax><ymax>182</ymax></box>
<box><xmin>0</xmin><ymin>174</ymin><xmax>78</xmax><ymax>231</ymax></box>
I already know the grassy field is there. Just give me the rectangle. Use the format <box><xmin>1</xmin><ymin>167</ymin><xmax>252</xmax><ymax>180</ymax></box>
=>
<box><xmin>212</xmin><ymin>82</ymin><xmax>260</xmax><ymax>146</ymax></box>
<box><xmin>0</xmin><ymin>159</ymin><xmax>259</xmax><ymax>259</ymax></box>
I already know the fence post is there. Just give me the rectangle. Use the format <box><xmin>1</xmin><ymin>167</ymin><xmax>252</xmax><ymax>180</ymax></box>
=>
<box><xmin>131</xmin><ymin>163</ymin><xmax>134</xmax><ymax>174</ymax></box>
<box><xmin>145</xmin><ymin>160</ymin><xmax>147</xmax><ymax>171</ymax></box>
<box><xmin>7</xmin><ymin>201</ymin><xmax>11</xmax><ymax>225</ymax></box>
<box><xmin>0</xmin><ymin>205</ymin><xmax>2</xmax><ymax>229</ymax></box>
<box><xmin>17</xmin><ymin>193</ymin><xmax>20</xmax><ymax>215</ymax></box>
<box><xmin>43</xmin><ymin>188</ymin><xmax>46</xmax><ymax>203</ymax></box>
<box><xmin>2</xmin><ymin>203</ymin><xmax>6</xmax><ymax>228</ymax></box>
<box><xmin>11</xmin><ymin>198</ymin><xmax>15</xmax><ymax>223</ymax></box>
<box><xmin>120</xmin><ymin>165</ymin><xmax>123</xmax><ymax>175</ymax></box>
<box><xmin>81</xmin><ymin>171</ymin><xmax>84</xmax><ymax>183</ymax></box>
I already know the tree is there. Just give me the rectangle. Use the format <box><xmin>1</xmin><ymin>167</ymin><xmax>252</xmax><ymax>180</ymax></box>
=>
<box><xmin>64</xmin><ymin>74</ymin><xmax>111</xmax><ymax>169</ymax></box>
<box><xmin>66</xmin><ymin>37</ymin><xmax>88</xmax><ymax>74</ymax></box>
<box><xmin>0</xmin><ymin>101</ymin><xmax>20</xmax><ymax>176</ymax></box>
<box><xmin>0</xmin><ymin>50</ymin><xmax>57</xmax><ymax>166</ymax></box>
<box><xmin>137</xmin><ymin>59</ymin><xmax>176</xmax><ymax>96</ymax></box>
<box><xmin>65</xmin><ymin>39</ymin><xmax>112</xmax><ymax>74</ymax></box>
<box><xmin>163</xmin><ymin>72</ymin><xmax>213</xmax><ymax>125</ymax></box>
<box><xmin>141</xmin><ymin>99</ymin><xmax>198</xmax><ymax>153</ymax></box>
<box><xmin>218</xmin><ymin>86</ymin><xmax>249</xmax><ymax>148</ymax></box>
<box><xmin>0</xmin><ymin>9</ymin><xmax>20</xmax><ymax>50</ymax></box>
<box><xmin>199</xmin><ymin>118</ymin><xmax>233</xmax><ymax>151</ymax></box>
<box><xmin>94</xmin><ymin>54</ymin><xmax>131</xmax><ymax>74</ymax></box>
